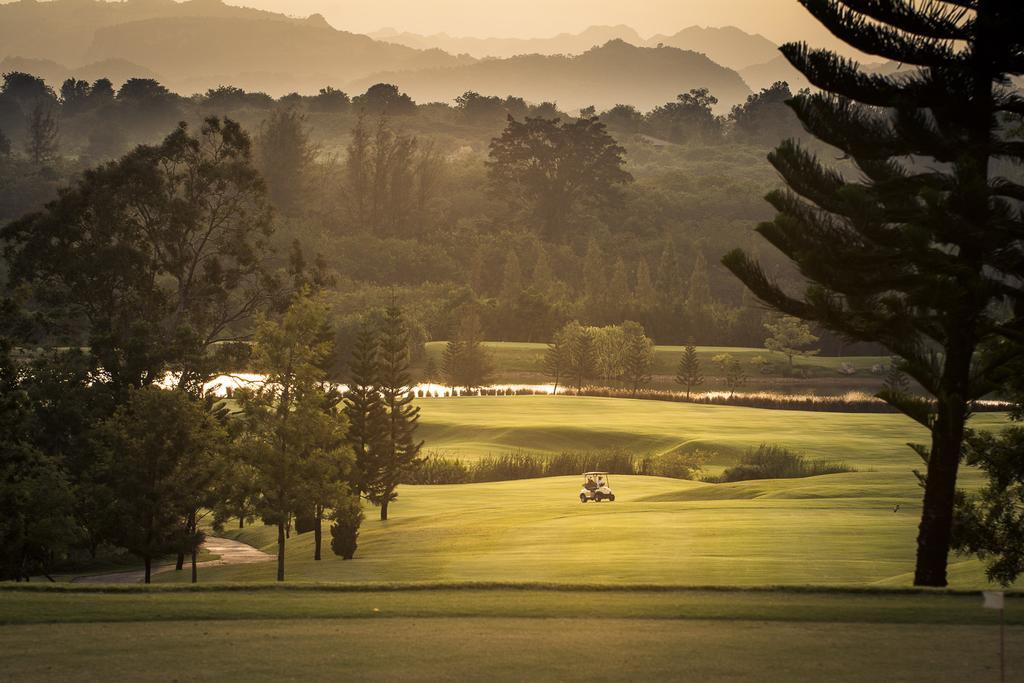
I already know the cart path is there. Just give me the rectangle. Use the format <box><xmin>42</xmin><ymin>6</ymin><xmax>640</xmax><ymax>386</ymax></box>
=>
<box><xmin>71</xmin><ymin>536</ymin><xmax>273</xmax><ymax>584</ymax></box>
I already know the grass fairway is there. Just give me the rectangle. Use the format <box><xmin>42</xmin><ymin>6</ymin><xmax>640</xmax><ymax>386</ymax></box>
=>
<box><xmin>143</xmin><ymin>398</ymin><xmax>1007</xmax><ymax>588</ymax></box>
<box><xmin>416</xmin><ymin>395</ymin><xmax>1006</xmax><ymax>470</ymax></box>
<box><xmin>423</xmin><ymin>341</ymin><xmax>890</xmax><ymax>378</ymax></box>
<box><xmin>0</xmin><ymin>588</ymin><xmax>1020</xmax><ymax>682</ymax></box>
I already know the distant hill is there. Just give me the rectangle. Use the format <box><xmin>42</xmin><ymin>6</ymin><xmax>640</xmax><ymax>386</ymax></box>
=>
<box><xmin>369</xmin><ymin>25</ymin><xmax>646</xmax><ymax>59</ymax></box>
<box><xmin>83</xmin><ymin>16</ymin><xmax>470</xmax><ymax>96</ymax></box>
<box><xmin>738</xmin><ymin>55</ymin><xmax>810</xmax><ymax>93</ymax></box>
<box><xmin>646</xmin><ymin>26</ymin><xmax>780</xmax><ymax>71</ymax></box>
<box><xmin>350</xmin><ymin>40</ymin><xmax>752</xmax><ymax>112</ymax></box>
<box><xmin>0</xmin><ymin>55</ymin><xmax>159</xmax><ymax>90</ymax></box>
<box><xmin>0</xmin><ymin>0</ymin><xmax>470</xmax><ymax>96</ymax></box>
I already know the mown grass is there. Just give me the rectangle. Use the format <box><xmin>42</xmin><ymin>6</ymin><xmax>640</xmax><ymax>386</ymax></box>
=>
<box><xmin>423</xmin><ymin>341</ymin><xmax>890</xmax><ymax>378</ymax></box>
<box><xmin>135</xmin><ymin>398</ymin><xmax>1010</xmax><ymax>588</ymax></box>
<box><xmin>3</xmin><ymin>616</ymin><xmax>1019</xmax><ymax>682</ymax></box>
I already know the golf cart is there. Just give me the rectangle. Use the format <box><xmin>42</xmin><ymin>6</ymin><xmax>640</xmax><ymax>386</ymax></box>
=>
<box><xmin>580</xmin><ymin>472</ymin><xmax>615</xmax><ymax>503</ymax></box>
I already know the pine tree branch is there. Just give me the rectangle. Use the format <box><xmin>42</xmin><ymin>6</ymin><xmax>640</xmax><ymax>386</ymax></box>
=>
<box><xmin>838</xmin><ymin>0</ymin><xmax>971</xmax><ymax>41</ymax></box>
<box><xmin>797</xmin><ymin>0</ymin><xmax>960</xmax><ymax>66</ymax></box>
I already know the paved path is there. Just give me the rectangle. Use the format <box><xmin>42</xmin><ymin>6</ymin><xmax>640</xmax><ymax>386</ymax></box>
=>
<box><xmin>71</xmin><ymin>536</ymin><xmax>273</xmax><ymax>584</ymax></box>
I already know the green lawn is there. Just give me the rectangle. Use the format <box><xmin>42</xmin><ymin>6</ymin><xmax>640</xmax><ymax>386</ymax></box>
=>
<box><xmin>0</xmin><ymin>588</ymin><xmax>1019</xmax><ymax>682</ymax></box>
<box><xmin>145</xmin><ymin>397</ymin><xmax>1007</xmax><ymax>588</ymax></box>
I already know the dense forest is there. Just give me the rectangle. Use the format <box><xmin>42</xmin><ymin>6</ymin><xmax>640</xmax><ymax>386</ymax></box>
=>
<box><xmin>0</xmin><ymin>70</ymin><xmax>898</xmax><ymax>360</ymax></box>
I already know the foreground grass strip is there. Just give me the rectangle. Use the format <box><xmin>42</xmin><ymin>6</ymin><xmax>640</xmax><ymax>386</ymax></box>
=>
<box><xmin>0</xmin><ymin>588</ymin><xmax>1018</xmax><ymax>626</ymax></box>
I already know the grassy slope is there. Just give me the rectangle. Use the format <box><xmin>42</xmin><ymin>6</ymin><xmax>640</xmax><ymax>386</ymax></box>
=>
<box><xmin>152</xmin><ymin>397</ymin><xmax>1007</xmax><ymax>588</ymax></box>
<box><xmin>424</xmin><ymin>341</ymin><xmax>891</xmax><ymax>377</ymax></box>
<box><xmin>1</xmin><ymin>589</ymin><xmax>1020</xmax><ymax>681</ymax></box>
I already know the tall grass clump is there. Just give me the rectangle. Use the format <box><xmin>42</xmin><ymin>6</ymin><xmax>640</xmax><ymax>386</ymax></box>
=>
<box><xmin>713</xmin><ymin>444</ymin><xmax>854</xmax><ymax>483</ymax></box>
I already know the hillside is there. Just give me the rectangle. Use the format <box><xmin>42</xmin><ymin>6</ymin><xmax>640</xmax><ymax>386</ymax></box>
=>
<box><xmin>370</xmin><ymin>24</ymin><xmax>645</xmax><ymax>59</ymax></box>
<box><xmin>351</xmin><ymin>40</ymin><xmax>753</xmax><ymax>112</ymax></box>
<box><xmin>0</xmin><ymin>0</ymin><xmax>470</xmax><ymax>95</ymax></box>
<box><xmin>647</xmin><ymin>25</ymin><xmax>780</xmax><ymax>71</ymax></box>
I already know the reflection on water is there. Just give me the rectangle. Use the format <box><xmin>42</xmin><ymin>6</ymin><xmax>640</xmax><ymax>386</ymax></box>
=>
<box><xmin>191</xmin><ymin>374</ymin><xmax>562</xmax><ymax>398</ymax></box>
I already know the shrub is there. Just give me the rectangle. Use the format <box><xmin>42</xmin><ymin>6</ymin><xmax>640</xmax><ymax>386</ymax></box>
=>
<box><xmin>647</xmin><ymin>449</ymin><xmax>711</xmax><ymax>479</ymax></box>
<box><xmin>329</xmin><ymin>495</ymin><xmax>364</xmax><ymax>560</ymax></box>
<box><xmin>714</xmin><ymin>444</ymin><xmax>853</xmax><ymax>483</ymax></box>
<box><xmin>403</xmin><ymin>454</ymin><xmax>470</xmax><ymax>484</ymax></box>
<box><xmin>470</xmin><ymin>452</ymin><xmax>546</xmax><ymax>482</ymax></box>
<box><xmin>293</xmin><ymin>509</ymin><xmax>317</xmax><ymax>534</ymax></box>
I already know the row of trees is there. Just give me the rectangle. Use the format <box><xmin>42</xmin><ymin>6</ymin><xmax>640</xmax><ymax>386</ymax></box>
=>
<box><xmin>543</xmin><ymin>321</ymin><xmax>655</xmax><ymax>395</ymax></box>
<box><xmin>0</xmin><ymin>114</ymin><xmax>423</xmax><ymax>582</ymax></box>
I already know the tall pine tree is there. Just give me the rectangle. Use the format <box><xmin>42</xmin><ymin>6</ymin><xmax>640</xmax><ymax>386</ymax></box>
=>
<box><xmin>675</xmin><ymin>342</ymin><xmax>704</xmax><ymax>399</ymax></box>
<box><xmin>343</xmin><ymin>319</ymin><xmax>385</xmax><ymax>496</ymax></box>
<box><xmin>366</xmin><ymin>304</ymin><xmax>424</xmax><ymax>520</ymax></box>
<box><xmin>722</xmin><ymin>0</ymin><xmax>1024</xmax><ymax>586</ymax></box>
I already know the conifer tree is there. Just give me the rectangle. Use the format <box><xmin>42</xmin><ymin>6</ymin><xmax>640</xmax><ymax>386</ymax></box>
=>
<box><xmin>722</xmin><ymin>0</ymin><xmax>1024</xmax><ymax>586</ymax></box>
<box><xmin>501</xmin><ymin>249</ymin><xmax>523</xmax><ymax>302</ymax></box>
<box><xmin>543</xmin><ymin>332</ymin><xmax>569</xmax><ymax>393</ymax></box>
<box><xmin>532</xmin><ymin>249</ymin><xmax>555</xmax><ymax>291</ymax></box>
<box><xmin>343</xmin><ymin>320</ymin><xmax>386</xmax><ymax>495</ymax></box>
<box><xmin>608</xmin><ymin>257</ymin><xmax>631</xmax><ymax>320</ymax></box>
<box><xmin>565</xmin><ymin>323</ymin><xmax>597</xmax><ymax>392</ymax></box>
<box><xmin>685</xmin><ymin>251</ymin><xmax>713</xmax><ymax>323</ymax></box>
<box><xmin>675</xmin><ymin>342</ymin><xmax>704</xmax><ymax>399</ymax></box>
<box><xmin>633</xmin><ymin>259</ymin><xmax>656</xmax><ymax>312</ymax></box>
<box><xmin>366</xmin><ymin>304</ymin><xmax>423</xmax><ymax>520</ymax></box>
<box><xmin>443</xmin><ymin>310</ymin><xmax>492</xmax><ymax>390</ymax></box>
<box><xmin>621</xmin><ymin>322</ymin><xmax>654</xmax><ymax>396</ymax></box>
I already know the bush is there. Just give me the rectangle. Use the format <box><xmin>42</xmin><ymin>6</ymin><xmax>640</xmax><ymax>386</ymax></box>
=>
<box><xmin>329</xmin><ymin>495</ymin><xmax>364</xmax><ymax>560</ymax></box>
<box><xmin>403</xmin><ymin>454</ymin><xmax>471</xmax><ymax>484</ymax></box>
<box><xmin>646</xmin><ymin>449</ymin><xmax>711</xmax><ymax>479</ymax></box>
<box><xmin>293</xmin><ymin>509</ymin><xmax>317</xmax><ymax>534</ymax></box>
<box><xmin>470</xmin><ymin>452</ymin><xmax>546</xmax><ymax>482</ymax></box>
<box><xmin>714</xmin><ymin>444</ymin><xmax>853</xmax><ymax>483</ymax></box>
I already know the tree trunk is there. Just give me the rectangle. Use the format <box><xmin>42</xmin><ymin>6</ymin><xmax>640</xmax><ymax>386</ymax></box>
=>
<box><xmin>190</xmin><ymin>512</ymin><xmax>198</xmax><ymax>584</ymax></box>
<box><xmin>914</xmin><ymin>348</ymin><xmax>971</xmax><ymax>587</ymax></box>
<box><xmin>175</xmin><ymin>551</ymin><xmax>184</xmax><ymax>571</ymax></box>
<box><xmin>239</xmin><ymin>517</ymin><xmax>245</xmax><ymax>529</ymax></box>
<box><xmin>380</xmin><ymin>500</ymin><xmax>389</xmax><ymax>521</ymax></box>
<box><xmin>277</xmin><ymin>521</ymin><xmax>286</xmax><ymax>582</ymax></box>
<box><xmin>314</xmin><ymin>505</ymin><xmax>322</xmax><ymax>561</ymax></box>
<box><xmin>144</xmin><ymin>556</ymin><xmax>152</xmax><ymax>584</ymax></box>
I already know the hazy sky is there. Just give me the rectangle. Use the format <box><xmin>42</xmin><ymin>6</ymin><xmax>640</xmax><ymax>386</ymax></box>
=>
<box><xmin>224</xmin><ymin>0</ymin><xmax>844</xmax><ymax>46</ymax></box>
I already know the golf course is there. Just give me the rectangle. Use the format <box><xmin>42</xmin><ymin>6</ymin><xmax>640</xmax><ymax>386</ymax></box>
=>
<box><xmin>140</xmin><ymin>396</ymin><xmax>1008</xmax><ymax>587</ymax></box>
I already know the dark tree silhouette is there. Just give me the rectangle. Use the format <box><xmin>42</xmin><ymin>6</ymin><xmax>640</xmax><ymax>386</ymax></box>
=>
<box><xmin>675</xmin><ymin>342</ymin><xmax>704</xmax><ymax>399</ymax></box>
<box><xmin>486</xmin><ymin>116</ymin><xmax>632</xmax><ymax>239</ymax></box>
<box><xmin>723</xmin><ymin>0</ymin><xmax>1024</xmax><ymax>586</ymax></box>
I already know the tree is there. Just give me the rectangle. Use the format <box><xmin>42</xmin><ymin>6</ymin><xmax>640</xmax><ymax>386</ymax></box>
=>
<box><xmin>713</xmin><ymin>353</ymin><xmax>746</xmax><ymax>398</ymax></box>
<box><xmin>0</xmin><ymin>127</ymin><xmax>10</xmax><ymax>158</ymax></box>
<box><xmin>60</xmin><ymin>78</ymin><xmax>91</xmax><ymax>115</ymax></box>
<box><xmin>675</xmin><ymin>342</ymin><xmax>704</xmax><ymax>399</ymax></box>
<box><xmin>343</xmin><ymin>319</ymin><xmax>386</xmax><ymax>495</ymax></box>
<box><xmin>685</xmin><ymin>251</ymin><xmax>714</xmax><ymax>327</ymax></box>
<box><xmin>764</xmin><ymin>316</ymin><xmax>820</xmax><ymax>367</ymax></box>
<box><xmin>238</xmin><ymin>295</ymin><xmax>338</xmax><ymax>581</ymax></box>
<box><xmin>3</xmin><ymin>117</ymin><xmax>277</xmax><ymax>395</ymax></box>
<box><xmin>952</xmin><ymin>426</ymin><xmax>1024</xmax><ymax>586</ymax></box>
<box><xmin>882</xmin><ymin>358</ymin><xmax>910</xmax><ymax>397</ymax></box>
<box><xmin>95</xmin><ymin>387</ymin><xmax>225</xmax><ymax>583</ymax></box>
<box><xmin>364</xmin><ymin>304</ymin><xmax>424</xmax><ymax>520</ymax></box>
<box><xmin>0</xmin><ymin>344</ymin><xmax>78</xmax><ymax>582</ymax></box>
<box><xmin>442</xmin><ymin>310</ymin><xmax>493</xmax><ymax>390</ymax></box>
<box><xmin>729</xmin><ymin>81</ymin><xmax>803</xmax><ymax>144</ymax></box>
<box><xmin>330</xmin><ymin>492</ymin><xmax>364</xmax><ymax>560</ymax></box>
<box><xmin>310</xmin><ymin>86</ymin><xmax>350</xmax><ymax>113</ymax></box>
<box><xmin>562</xmin><ymin>322</ymin><xmax>597</xmax><ymax>392</ymax></box>
<box><xmin>621</xmin><ymin>322</ymin><xmax>654</xmax><ymax>396</ymax></box>
<box><xmin>257</xmin><ymin>107</ymin><xmax>317</xmax><ymax>215</ymax></box>
<box><xmin>721</xmin><ymin>1</ymin><xmax>1024</xmax><ymax>586</ymax></box>
<box><xmin>486</xmin><ymin>116</ymin><xmax>633</xmax><ymax>239</ymax></box>
<box><xmin>24</xmin><ymin>101</ymin><xmax>58</xmax><ymax>164</ymax></box>
<box><xmin>500</xmin><ymin>249</ymin><xmax>523</xmax><ymax>303</ymax></box>
<box><xmin>543</xmin><ymin>332</ymin><xmax>569</xmax><ymax>393</ymax></box>
<box><xmin>645</xmin><ymin>88</ymin><xmax>722</xmax><ymax>143</ymax></box>
<box><xmin>353</xmin><ymin>83</ymin><xmax>416</xmax><ymax>116</ymax></box>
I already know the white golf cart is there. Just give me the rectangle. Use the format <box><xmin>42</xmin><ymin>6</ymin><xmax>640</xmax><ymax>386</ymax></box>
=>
<box><xmin>579</xmin><ymin>471</ymin><xmax>615</xmax><ymax>503</ymax></box>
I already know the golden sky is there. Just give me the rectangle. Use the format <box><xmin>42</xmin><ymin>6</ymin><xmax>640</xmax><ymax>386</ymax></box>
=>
<box><xmin>227</xmin><ymin>0</ymin><xmax>847</xmax><ymax>48</ymax></box>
